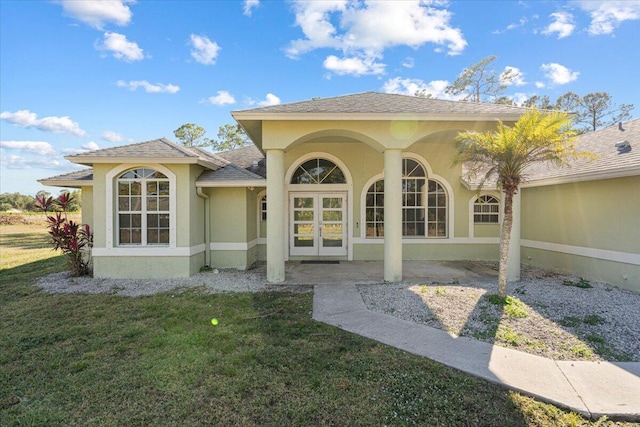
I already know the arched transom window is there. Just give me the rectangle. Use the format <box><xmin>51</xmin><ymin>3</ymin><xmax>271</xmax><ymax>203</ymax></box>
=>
<box><xmin>365</xmin><ymin>158</ymin><xmax>448</xmax><ymax>238</ymax></box>
<box><xmin>291</xmin><ymin>158</ymin><xmax>346</xmax><ymax>184</ymax></box>
<box><xmin>117</xmin><ymin>168</ymin><xmax>170</xmax><ymax>245</ymax></box>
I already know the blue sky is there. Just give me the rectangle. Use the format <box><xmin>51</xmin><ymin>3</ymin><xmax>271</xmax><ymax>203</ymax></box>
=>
<box><xmin>1</xmin><ymin>0</ymin><xmax>639</xmax><ymax>196</ymax></box>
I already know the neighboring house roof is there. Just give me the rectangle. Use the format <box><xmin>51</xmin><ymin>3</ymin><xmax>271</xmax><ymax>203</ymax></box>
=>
<box><xmin>462</xmin><ymin>118</ymin><xmax>640</xmax><ymax>190</ymax></box>
<box><xmin>232</xmin><ymin>92</ymin><xmax>530</xmax><ymax>147</ymax></box>
<box><xmin>65</xmin><ymin>138</ymin><xmax>222</xmax><ymax>170</ymax></box>
<box><xmin>38</xmin><ymin>168</ymin><xmax>94</xmax><ymax>188</ymax></box>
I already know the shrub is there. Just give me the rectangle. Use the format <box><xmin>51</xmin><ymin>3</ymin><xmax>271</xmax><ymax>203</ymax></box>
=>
<box><xmin>35</xmin><ymin>193</ymin><xmax>93</xmax><ymax>276</ymax></box>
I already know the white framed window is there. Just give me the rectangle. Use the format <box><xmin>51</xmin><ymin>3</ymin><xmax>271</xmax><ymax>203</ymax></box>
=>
<box><xmin>473</xmin><ymin>195</ymin><xmax>500</xmax><ymax>224</ymax></box>
<box><xmin>117</xmin><ymin>168</ymin><xmax>170</xmax><ymax>246</ymax></box>
<box><xmin>365</xmin><ymin>158</ymin><xmax>448</xmax><ymax>238</ymax></box>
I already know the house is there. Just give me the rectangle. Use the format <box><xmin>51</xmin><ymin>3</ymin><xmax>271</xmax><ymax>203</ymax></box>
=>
<box><xmin>39</xmin><ymin>92</ymin><xmax>640</xmax><ymax>292</ymax></box>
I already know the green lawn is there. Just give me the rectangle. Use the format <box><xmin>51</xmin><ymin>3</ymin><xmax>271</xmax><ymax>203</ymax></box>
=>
<box><xmin>1</xmin><ymin>223</ymin><xmax>637</xmax><ymax>426</ymax></box>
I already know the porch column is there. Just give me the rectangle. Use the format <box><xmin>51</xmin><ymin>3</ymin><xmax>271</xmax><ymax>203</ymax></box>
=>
<box><xmin>266</xmin><ymin>149</ymin><xmax>285</xmax><ymax>283</ymax></box>
<box><xmin>507</xmin><ymin>190</ymin><xmax>521</xmax><ymax>282</ymax></box>
<box><xmin>384</xmin><ymin>149</ymin><xmax>403</xmax><ymax>282</ymax></box>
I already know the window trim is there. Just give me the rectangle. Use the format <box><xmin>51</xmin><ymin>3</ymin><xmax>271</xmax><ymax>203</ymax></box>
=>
<box><xmin>106</xmin><ymin>164</ymin><xmax>177</xmax><ymax>249</ymax></box>
<box><xmin>468</xmin><ymin>192</ymin><xmax>501</xmax><ymax>238</ymax></box>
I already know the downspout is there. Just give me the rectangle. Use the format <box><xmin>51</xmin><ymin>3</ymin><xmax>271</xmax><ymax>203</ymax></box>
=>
<box><xmin>196</xmin><ymin>187</ymin><xmax>211</xmax><ymax>268</ymax></box>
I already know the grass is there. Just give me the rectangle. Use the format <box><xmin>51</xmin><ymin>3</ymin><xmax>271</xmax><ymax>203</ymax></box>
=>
<box><xmin>2</xmin><ymin>223</ymin><xmax>638</xmax><ymax>426</ymax></box>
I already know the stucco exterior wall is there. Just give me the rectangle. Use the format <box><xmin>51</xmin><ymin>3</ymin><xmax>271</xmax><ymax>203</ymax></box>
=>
<box><xmin>521</xmin><ymin>176</ymin><xmax>640</xmax><ymax>291</ymax></box>
<box><xmin>80</xmin><ymin>186</ymin><xmax>93</xmax><ymax>229</ymax></box>
<box><xmin>91</xmin><ymin>163</ymin><xmax>206</xmax><ymax>279</ymax></box>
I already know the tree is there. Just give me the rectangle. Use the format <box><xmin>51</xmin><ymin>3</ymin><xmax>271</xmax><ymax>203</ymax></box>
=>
<box><xmin>210</xmin><ymin>124</ymin><xmax>250</xmax><ymax>152</ymax></box>
<box><xmin>554</xmin><ymin>92</ymin><xmax>634</xmax><ymax>133</ymax></box>
<box><xmin>522</xmin><ymin>95</ymin><xmax>552</xmax><ymax>110</ymax></box>
<box><xmin>453</xmin><ymin>109</ymin><xmax>591</xmax><ymax>297</ymax></box>
<box><xmin>445</xmin><ymin>55</ymin><xmax>520</xmax><ymax>103</ymax></box>
<box><xmin>173</xmin><ymin>123</ymin><xmax>212</xmax><ymax>147</ymax></box>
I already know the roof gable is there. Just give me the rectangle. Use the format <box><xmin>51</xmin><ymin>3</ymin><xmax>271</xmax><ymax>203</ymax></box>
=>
<box><xmin>64</xmin><ymin>138</ymin><xmax>222</xmax><ymax>170</ymax></box>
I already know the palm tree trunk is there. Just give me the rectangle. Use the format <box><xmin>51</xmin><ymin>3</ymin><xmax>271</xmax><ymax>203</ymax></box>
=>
<box><xmin>498</xmin><ymin>188</ymin><xmax>515</xmax><ymax>297</ymax></box>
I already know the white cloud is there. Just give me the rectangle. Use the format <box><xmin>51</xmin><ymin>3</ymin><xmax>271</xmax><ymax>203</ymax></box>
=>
<box><xmin>285</xmin><ymin>0</ymin><xmax>467</xmax><ymax>72</ymax></box>
<box><xmin>59</xmin><ymin>0</ymin><xmax>134</xmax><ymax>30</ymax></box>
<box><xmin>323</xmin><ymin>54</ymin><xmax>385</xmax><ymax>76</ymax></box>
<box><xmin>382</xmin><ymin>77</ymin><xmax>460</xmax><ymax>100</ymax></box>
<box><xmin>247</xmin><ymin>93</ymin><xmax>281</xmax><ymax>107</ymax></box>
<box><xmin>82</xmin><ymin>141</ymin><xmax>100</xmax><ymax>151</ymax></box>
<box><xmin>258</xmin><ymin>93</ymin><xmax>281</xmax><ymax>107</ymax></box>
<box><xmin>500</xmin><ymin>66</ymin><xmax>526</xmax><ymax>86</ymax></box>
<box><xmin>577</xmin><ymin>0</ymin><xmax>640</xmax><ymax>35</ymax></box>
<box><xmin>1</xmin><ymin>110</ymin><xmax>87</xmax><ymax>136</ymax></box>
<box><xmin>101</xmin><ymin>130</ymin><xmax>123</xmax><ymax>142</ymax></box>
<box><xmin>244</xmin><ymin>0</ymin><xmax>259</xmax><ymax>16</ymax></box>
<box><xmin>203</xmin><ymin>90</ymin><xmax>236</xmax><ymax>105</ymax></box>
<box><xmin>535</xmin><ymin>81</ymin><xmax>546</xmax><ymax>89</ymax></box>
<box><xmin>1</xmin><ymin>154</ymin><xmax>62</xmax><ymax>170</ymax></box>
<box><xmin>512</xmin><ymin>92</ymin><xmax>529</xmax><ymax>106</ymax></box>
<box><xmin>541</xmin><ymin>63</ymin><xmax>579</xmax><ymax>85</ymax></box>
<box><xmin>190</xmin><ymin>34</ymin><xmax>220</xmax><ymax>65</ymax></box>
<box><xmin>542</xmin><ymin>12</ymin><xmax>575</xmax><ymax>38</ymax></box>
<box><xmin>493</xmin><ymin>17</ymin><xmax>528</xmax><ymax>34</ymax></box>
<box><xmin>401</xmin><ymin>57</ymin><xmax>415</xmax><ymax>69</ymax></box>
<box><xmin>0</xmin><ymin>140</ymin><xmax>56</xmax><ymax>156</ymax></box>
<box><xmin>116</xmin><ymin>80</ymin><xmax>180</xmax><ymax>94</ymax></box>
<box><xmin>62</xmin><ymin>141</ymin><xmax>99</xmax><ymax>155</ymax></box>
<box><xmin>96</xmin><ymin>32</ymin><xmax>144</xmax><ymax>62</ymax></box>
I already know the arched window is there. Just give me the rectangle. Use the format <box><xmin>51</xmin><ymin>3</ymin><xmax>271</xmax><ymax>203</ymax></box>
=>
<box><xmin>365</xmin><ymin>159</ymin><xmax>448</xmax><ymax>238</ymax></box>
<box><xmin>474</xmin><ymin>195</ymin><xmax>499</xmax><ymax>224</ymax></box>
<box><xmin>291</xmin><ymin>158</ymin><xmax>346</xmax><ymax>184</ymax></box>
<box><xmin>117</xmin><ymin>168</ymin><xmax>170</xmax><ymax>245</ymax></box>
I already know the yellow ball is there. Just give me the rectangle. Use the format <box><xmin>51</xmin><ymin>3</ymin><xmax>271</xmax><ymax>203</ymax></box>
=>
<box><xmin>211</xmin><ymin>318</ymin><xmax>218</xmax><ymax>326</ymax></box>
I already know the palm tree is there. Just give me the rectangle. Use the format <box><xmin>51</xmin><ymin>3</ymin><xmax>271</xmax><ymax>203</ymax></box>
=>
<box><xmin>453</xmin><ymin>109</ymin><xmax>591</xmax><ymax>297</ymax></box>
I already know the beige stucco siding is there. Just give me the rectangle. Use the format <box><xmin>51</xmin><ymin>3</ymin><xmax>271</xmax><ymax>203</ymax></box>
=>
<box><xmin>522</xmin><ymin>176</ymin><xmax>640</xmax><ymax>253</ymax></box>
<box><xmin>210</xmin><ymin>187</ymin><xmax>248</xmax><ymax>243</ymax></box>
<box><xmin>80</xmin><ymin>186</ymin><xmax>93</xmax><ymax>229</ymax></box>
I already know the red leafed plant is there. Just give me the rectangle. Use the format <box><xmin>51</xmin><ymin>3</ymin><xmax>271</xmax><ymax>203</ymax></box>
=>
<box><xmin>36</xmin><ymin>192</ymin><xmax>93</xmax><ymax>276</ymax></box>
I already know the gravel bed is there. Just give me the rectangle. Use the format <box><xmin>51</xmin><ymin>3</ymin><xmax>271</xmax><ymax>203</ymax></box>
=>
<box><xmin>36</xmin><ymin>263</ymin><xmax>271</xmax><ymax>296</ymax></box>
<box><xmin>358</xmin><ymin>264</ymin><xmax>640</xmax><ymax>362</ymax></box>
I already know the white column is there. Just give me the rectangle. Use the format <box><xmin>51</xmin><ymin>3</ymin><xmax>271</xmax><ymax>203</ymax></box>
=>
<box><xmin>384</xmin><ymin>149</ymin><xmax>403</xmax><ymax>282</ymax></box>
<box><xmin>507</xmin><ymin>190</ymin><xmax>521</xmax><ymax>282</ymax></box>
<box><xmin>266</xmin><ymin>149</ymin><xmax>285</xmax><ymax>283</ymax></box>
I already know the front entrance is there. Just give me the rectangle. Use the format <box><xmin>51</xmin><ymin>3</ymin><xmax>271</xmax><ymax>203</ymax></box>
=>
<box><xmin>289</xmin><ymin>193</ymin><xmax>347</xmax><ymax>256</ymax></box>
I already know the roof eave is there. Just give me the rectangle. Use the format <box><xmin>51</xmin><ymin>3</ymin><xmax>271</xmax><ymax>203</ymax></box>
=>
<box><xmin>38</xmin><ymin>179</ymin><xmax>93</xmax><ymax>188</ymax></box>
<box><xmin>522</xmin><ymin>166</ymin><xmax>640</xmax><ymax>188</ymax></box>
<box><xmin>64</xmin><ymin>156</ymin><xmax>218</xmax><ymax>170</ymax></box>
<box><xmin>195</xmin><ymin>179</ymin><xmax>266</xmax><ymax>188</ymax></box>
<box><xmin>231</xmin><ymin>112</ymin><xmax>523</xmax><ymax>122</ymax></box>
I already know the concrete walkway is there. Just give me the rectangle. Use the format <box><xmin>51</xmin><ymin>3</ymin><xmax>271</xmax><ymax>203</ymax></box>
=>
<box><xmin>312</xmin><ymin>283</ymin><xmax>640</xmax><ymax>420</ymax></box>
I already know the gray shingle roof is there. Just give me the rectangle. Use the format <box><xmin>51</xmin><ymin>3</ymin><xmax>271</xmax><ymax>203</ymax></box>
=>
<box><xmin>38</xmin><ymin>168</ymin><xmax>94</xmax><ymax>187</ymax></box>
<box><xmin>233</xmin><ymin>91</ymin><xmax>530</xmax><ymax>116</ymax></box>
<box><xmin>66</xmin><ymin>138</ymin><xmax>200</xmax><ymax>160</ymax></box>
<box><xmin>525</xmin><ymin>118</ymin><xmax>640</xmax><ymax>184</ymax></box>
<box><xmin>197</xmin><ymin>164</ymin><xmax>265</xmax><ymax>183</ymax></box>
<box><xmin>216</xmin><ymin>145</ymin><xmax>263</xmax><ymax>168</ymax></box>
<box><xmin>462</xmin><ymin>118</ymin><xmax>640</xmax><ymax>189</ymax></box>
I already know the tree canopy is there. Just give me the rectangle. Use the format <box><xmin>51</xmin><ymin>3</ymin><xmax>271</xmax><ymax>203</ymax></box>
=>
<box><xmin>173</xmin><ymin>123</ymin><xmax>212</xmax><ymax>147</ymax></box>
<box><xmin>173</xmin><ymin>122</ymin><xmax>251</xmax><ymax>152</ymax></box>
<box><xmin>444</xmin><ymin>55</ymin><xmax>520</xmax><ymax>103</ymax></box>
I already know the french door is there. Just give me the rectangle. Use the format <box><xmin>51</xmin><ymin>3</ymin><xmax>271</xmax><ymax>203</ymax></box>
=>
<box><xmin>290</xmin><ymin>193</ymin><xmax>347</xmax><ymax>256</ymax></box>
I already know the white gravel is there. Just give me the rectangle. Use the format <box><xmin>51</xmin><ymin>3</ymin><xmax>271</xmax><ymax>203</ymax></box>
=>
<box><xmin>358</xmin><ymin>264</ymin><xmax>640</xmax><ymax>362</ymax></box>
<box><xmin>36</xmin><ymin>263</ymin><xmax>269</xmax><ymax>296</ymax></box>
